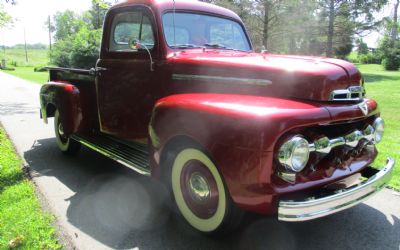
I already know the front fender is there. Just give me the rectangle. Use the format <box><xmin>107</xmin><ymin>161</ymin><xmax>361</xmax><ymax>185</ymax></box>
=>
<box><xmin>40</xmin><ymin>81</ymin><xmax>83</xmax><ymax>136</ymax></box>
<box><xmin>149</xmin><ymin>93</ymin><xmax>331</xmax><ymax>213</ymax></box>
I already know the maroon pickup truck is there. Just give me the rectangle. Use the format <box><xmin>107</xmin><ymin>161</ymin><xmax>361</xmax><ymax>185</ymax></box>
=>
<box><xmin>40</xmin><ymin>0</ymin><xmax>395</xmax><ymax>234</ymax></box>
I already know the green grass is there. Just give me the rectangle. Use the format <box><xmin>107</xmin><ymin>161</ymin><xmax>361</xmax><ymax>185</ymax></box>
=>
<box><xmin>1</xmin><ymin>48</ymin><xmax>49</xmax><ymax>67</ymax></box>
<box><xmin>357</xmin><ymin>64</ymin><xmax>400</xmax><ymax>190</ymax></box>
<box><xmin>0</xmin><ymin>127</ymin><xmax>61</xmax><ymax>249</ymax></box>
<box><xmin>1</xmin><ymin>48</ymin><xmax>49</xmax><ymax>84</ymax></box>
<box><xmin>4</xmin><ymin>66</ymin><xmax>49</xmax><ymax>84</ymax></box>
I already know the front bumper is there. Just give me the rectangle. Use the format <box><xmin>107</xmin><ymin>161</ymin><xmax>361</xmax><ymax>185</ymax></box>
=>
<box><xmin>278</xmin><ymin>157</ymin><xmax>395</xmax><ymax>222</ymax></box>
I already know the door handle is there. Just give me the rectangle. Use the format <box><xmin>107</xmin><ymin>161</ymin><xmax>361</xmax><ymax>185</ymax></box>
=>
<box><xmin>90</xmin><ymin>67</ymin><xmax>107</xmax><ymax>76</ymax></box>
<box><xmin>96</xmin><ymin>67</ymin><xmax>108</xmax><ymax>71</ymax></box>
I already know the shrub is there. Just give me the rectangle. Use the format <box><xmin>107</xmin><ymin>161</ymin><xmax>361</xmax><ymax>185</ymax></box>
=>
<box><xmin>69</xmin><ymin>27</ymin><xmax>101</xmax><ymax>69</ymax></box>
<box><xmin>382</xmin><ymin>54</ymin><xmax>400</xmax><ymax>70</ymax></box>
<box><xmin>50</xmin><ymin>28</ymin><xmax>101</xmax><ymax>69</ymax></box>
<box><xmin>358</xmin><ymin>52</ymin><xmax>382</xmax><ymax>64</ymax></box>
<box><xmin>33</xmin><ymin>65</ymin><xmax>48</xmax><ymax>72</ymax></box>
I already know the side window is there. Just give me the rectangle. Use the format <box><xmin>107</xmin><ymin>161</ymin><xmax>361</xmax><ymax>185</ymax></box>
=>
<box><xmin>110</xmin><ymin>11</ymin><xmax>155</xmax><ymax>52</ymax></box>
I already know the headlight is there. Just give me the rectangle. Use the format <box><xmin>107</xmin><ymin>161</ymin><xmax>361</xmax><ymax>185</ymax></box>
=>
<box><xmin>278</xmin><ymin>136</ymin><xmax>310</xmax><ymax>172</ymax></box>
<box><xmin>373</xmin><ymin>117</ymin><xmax>384</xmax><ymax>143</ymax></box>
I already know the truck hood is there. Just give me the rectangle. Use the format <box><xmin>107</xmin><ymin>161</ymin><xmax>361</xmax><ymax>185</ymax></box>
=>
<box><xmin>166</xmin><ymin>51</ymin><xmax>363</xmax><ymax>102</ymax></box>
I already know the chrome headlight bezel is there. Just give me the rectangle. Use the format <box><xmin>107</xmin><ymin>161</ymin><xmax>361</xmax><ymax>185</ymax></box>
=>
<box><xmin>278</xmin><ymin>136</ymin><xmax>310</xmax><ymax>172</ymax></box>
<box><xmin>373</xmin><ymin>117</ymin><xmax>384</xmax><ymax>143</ymax></box>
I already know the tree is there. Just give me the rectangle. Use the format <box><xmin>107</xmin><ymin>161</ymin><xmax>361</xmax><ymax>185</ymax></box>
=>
<box><xmin>0</xmin><ymin>2</ymin><xmax>12</xmax><ymax>28</ymax></box>
<box><xmin>318</xmin><ymin>0</ymin><xmax>388</xmax><ymax>57</ymax></box>
<box><xmin>52</xmin><ymin>10</ymin><xmax>82</xmax><ymax>41</ymax></box>
<box><xmin>50</xmin><ymin>0</ymin><xmax>115</xmax><ymax>68</ymax></box>
<box><xmin>356</xmin><ymin>38</ymin><xmax>369</xmax><ymax>55</ymax></box>
<box><xmin>89</xmin><ymin>0</ymin><xmax>111</xmax><ymax>29</ymax></box>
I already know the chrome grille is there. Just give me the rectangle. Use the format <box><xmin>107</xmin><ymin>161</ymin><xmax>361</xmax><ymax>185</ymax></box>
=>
<box><xmin>330</xmin><ymin>86</ymin><xmax>365</xmax><ymax>101</ymax></box>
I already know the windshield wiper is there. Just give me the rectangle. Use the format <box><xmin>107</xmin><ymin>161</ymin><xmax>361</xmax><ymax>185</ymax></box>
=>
<box><xmin>204</xmin><ymin>43</ymin><xmax>240</xmax><ymax>50</ymax></box>
<box><xmin>170</xmin><ymin>44</ymin><xmax>203</xmax><ymax>49</ymax></box>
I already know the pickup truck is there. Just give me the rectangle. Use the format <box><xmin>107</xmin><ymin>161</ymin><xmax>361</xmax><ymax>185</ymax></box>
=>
<box><xmin>40</xmin><ymin>0</ymin><xmax>395</xmax><ymax>234</ymax></box>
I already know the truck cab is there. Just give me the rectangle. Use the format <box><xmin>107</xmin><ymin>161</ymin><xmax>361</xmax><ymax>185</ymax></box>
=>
<box><xmin>40</xmin><ymin>0</ymin><xmax>395</xmax><ymax>234</ymax></box>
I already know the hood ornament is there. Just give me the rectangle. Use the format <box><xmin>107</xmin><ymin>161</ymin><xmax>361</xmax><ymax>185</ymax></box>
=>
<box><xmin>358</xmin><ymin>101</ymin><xmax>368</xmax><ymax>115</ymax></box>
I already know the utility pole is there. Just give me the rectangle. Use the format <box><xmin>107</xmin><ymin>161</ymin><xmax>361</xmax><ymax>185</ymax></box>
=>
<box><xmin>48</xmin><ymin>15</ymin><xmax>52</xmax><ymax>51</ymax></box>
<box><xmin>24</xmin><ymin>27</ymin><xmax>28</xmax><ymax>62</ymax></box>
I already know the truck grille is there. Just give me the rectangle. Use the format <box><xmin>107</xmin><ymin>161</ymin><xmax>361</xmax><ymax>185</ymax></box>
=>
<box><xmin>330</xmin><ymin>86</ymin><xmax>365</xmax><ymax>101</ymax></box>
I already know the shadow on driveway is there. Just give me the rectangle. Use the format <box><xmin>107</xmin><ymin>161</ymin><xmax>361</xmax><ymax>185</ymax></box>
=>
<box><xmin>24</xmin><ymin>138</ymin><xmax>400</xmax><ymax>250</ymax></box>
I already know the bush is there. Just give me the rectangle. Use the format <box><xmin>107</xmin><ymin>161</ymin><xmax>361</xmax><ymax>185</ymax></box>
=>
<box><xmin>1</xmin><ymin>67</ymin><xmax>15</xmax><ymax>71</ymax></box>
<box><xmin>358</xmin><ymin>52</ymin><xmax>382</xmax><ymax>64</ymax></box>
<box><xmin>378</xmin><ymin>36</ymin><xmax>400</xmax><ymax>70</ymax></box>
<box><xmin>382</xmin><ymin>54</ymin><xmax>400</xmax><ymax>70</ymax></box>
<box><xmin>33</xmin><ymin>65</ymin><xmax>48</xmax><ymax>72</ymax></box>
<box><xmin>10</xmin><ymin>60</ymin><xmax>17</xmax><ymax>67</ymax></box>
<box><xmin>50</xmin><ymin>39</ymin><xmax>73</xmax><ymax>68</ymax></box>
<box><xmin>51</xmin><ymin>28</ymin><xmax>101</xmax><ymax>69</ymax></box>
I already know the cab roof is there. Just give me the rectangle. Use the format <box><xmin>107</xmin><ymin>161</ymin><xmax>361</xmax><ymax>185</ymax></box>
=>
<box><xmin>110</xmin><ymin>0</ymin><xmax>241</xmax><ymax>21</ymax></box>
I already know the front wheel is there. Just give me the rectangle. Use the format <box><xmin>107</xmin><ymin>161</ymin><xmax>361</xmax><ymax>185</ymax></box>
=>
<box><xmin>54</xmin><ymin>110</ymin><xmax>80</xmax><ymax>155</ymax></box>
<box><xmin>170</xmin><ymin>147</ymin><xmax>242</xmax><ymax>234</ymax></box>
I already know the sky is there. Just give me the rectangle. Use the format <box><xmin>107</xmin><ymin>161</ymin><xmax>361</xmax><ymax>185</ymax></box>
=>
<box><xmin>0</xmin><ymin>0</ymin><xmax>396</xmax><ymax>48</ymax></box>
<box><xmin>1</xmin><ymin>0</ymin><xmax>93</xmax><ymax>46</ymax></box>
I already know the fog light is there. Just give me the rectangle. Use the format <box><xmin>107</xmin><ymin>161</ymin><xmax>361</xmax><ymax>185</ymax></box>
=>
<box><xmin>373</xmin><ymin>117</ymin><xmax>384</xmax><ymax>143</ymax></box>
<box><xmin>278</xmin><ymin>136</ymin><xmax>310</xmax><ymax>172</ymax></box>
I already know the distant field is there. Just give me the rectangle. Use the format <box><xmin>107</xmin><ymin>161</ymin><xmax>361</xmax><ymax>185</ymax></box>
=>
<box><xmin>357</xmin><ymin>64</ymin><xmax>400</xmax><ymax>190</ymax></box>
<box><xmin>1</xmin><ymin>48</ymin><xmax>49</xmax><ymax>84</ymax></box>
<box><xmin>1</xmin><ymin>48</ymin><xmax>49</xmax><ymax>67</ymax></box>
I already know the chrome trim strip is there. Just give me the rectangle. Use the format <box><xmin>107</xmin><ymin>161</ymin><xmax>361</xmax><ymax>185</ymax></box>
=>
<box><xmin>278</xmin><ymin>157</ymin><xmax>395</xmax><ymax>222</ymax></box>
<box><xmin>172</xmin><ymin>74</ymin><xmax>272</xmax><ymax>86</ymax></box>
<box><xmin>71</xmin><ymin>135</ymin><xmax>151</xmax><ymax>176</ymax></box>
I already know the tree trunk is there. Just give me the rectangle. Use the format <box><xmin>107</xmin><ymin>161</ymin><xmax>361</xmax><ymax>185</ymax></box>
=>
<box><xmin>391</xmin><ymin>0</ymin><xmax>400</xmax><ymax>41</ymax></box>
<box><xmin>262</xmin><ymin>1</ymin><xmax>269</xmax><ymax>49</ymax></box>
<box><xmin>326</xmin><ymin>0</ymin><xmax>335</xmax><ymax>57</ymax></box>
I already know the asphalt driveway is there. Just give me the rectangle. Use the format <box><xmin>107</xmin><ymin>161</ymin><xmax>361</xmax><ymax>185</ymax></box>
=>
<box><xmin>0</xmin><ymin>71</ymin><xmax>399</xmax><ymax>250</ymax></box>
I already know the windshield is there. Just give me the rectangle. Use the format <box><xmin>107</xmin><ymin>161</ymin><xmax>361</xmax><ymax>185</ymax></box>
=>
<box><xmin>162</xmin><ymin>12</ymin><xmax>251</xmax><ymax>51</ymax></box>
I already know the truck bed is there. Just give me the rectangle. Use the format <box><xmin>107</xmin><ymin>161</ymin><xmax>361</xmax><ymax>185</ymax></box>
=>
<box><xmin>48</xmin><ymin>67</ymin><xmax>95</xmax><ymax>84</ymax></box>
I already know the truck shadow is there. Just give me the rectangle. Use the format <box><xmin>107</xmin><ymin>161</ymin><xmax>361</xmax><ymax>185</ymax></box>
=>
<box><xmin>24</xmin><ymin>138</ymin><xmax>400</xmax><ymax>250</ymax></box>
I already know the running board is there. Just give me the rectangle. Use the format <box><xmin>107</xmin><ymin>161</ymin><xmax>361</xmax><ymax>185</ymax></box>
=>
<box><xmin>71</xmin><ymin>134</ymin><xmax>150</xmax><ymax>176</ymax></box>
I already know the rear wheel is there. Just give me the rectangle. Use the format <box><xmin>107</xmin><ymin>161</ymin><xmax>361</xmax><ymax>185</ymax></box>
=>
<box><xmin>169</xmin><ymin>147</ymin><xmax>242</xmax><ymax>234</ymax></box>
<box><xmin>54</xmin><ymin>110</ymin><xmax>80</xmax><ymax>155</ymax></box>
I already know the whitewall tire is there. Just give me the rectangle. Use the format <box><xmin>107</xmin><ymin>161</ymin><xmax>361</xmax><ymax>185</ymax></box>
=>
<box><xmin>54</xmin><ymin>110</ymin><xmax>80</xmax><ymax>155</ymax></box>
<box><xmin>170</xmin><ymin>147</ymin><xmax>241</xmax><ymax>234</ymax></box>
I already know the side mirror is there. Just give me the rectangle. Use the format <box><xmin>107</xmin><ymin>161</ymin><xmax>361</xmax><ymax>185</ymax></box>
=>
<box><xmin>129</xmin><ymin>38</ymin><xmax>142</xmax><ymax>50</ymax></box>
<box><xmin>128</xmin><ymin>38</ymin><xmax>154</xmax><ymax>72</ymax></box>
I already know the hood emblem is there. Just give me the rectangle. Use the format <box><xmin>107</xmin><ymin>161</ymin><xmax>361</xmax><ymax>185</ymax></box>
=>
<box><xmin>358</xmin><ymin>102</ymin><xmax>368</xmax><ymax>115</ymax></box>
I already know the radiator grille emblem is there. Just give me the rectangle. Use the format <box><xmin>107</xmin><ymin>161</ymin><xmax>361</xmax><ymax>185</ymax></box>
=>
<box><xmin>358</xmin><ymin>102</ymin><xmax>368</xmax><ymax>115</ymax></box>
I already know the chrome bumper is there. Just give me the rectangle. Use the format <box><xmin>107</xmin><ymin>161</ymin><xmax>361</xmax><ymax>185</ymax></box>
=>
<box><xmin>278</xmin><ymin>157</ymin><xmax>395</xmax><ymax>222</ymax></box>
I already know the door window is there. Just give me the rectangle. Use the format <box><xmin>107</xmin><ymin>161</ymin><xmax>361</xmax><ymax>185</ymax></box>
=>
<box><xmin>110</xmin><ymin>11</ymin><xmax>155</xmax><ymax>52</ymax></box>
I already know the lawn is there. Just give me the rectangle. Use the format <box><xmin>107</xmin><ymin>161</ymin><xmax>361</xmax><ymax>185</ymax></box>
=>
<box><xmin>357</xmin><ymin>64</ymin><xmax>400</xmax><ymax>190</ymax></box>
<box><xmin>1</xmin><ymin>48</ymin><xmax>49</xmax><ymax>67</ymax></box>
<box><xmin>0</xmin><ymin>127</ymin><xmax>61</xmax><ymax>249</ymax></box>
<box><xmin>1</xmin><ymin>48</ymin><xmax>49</xmax><ymax>84</ymax></box>
<box><xmin>4</xmin><ymin>66</ymin><xmax>49</xmax><ymax>84</ymax></box>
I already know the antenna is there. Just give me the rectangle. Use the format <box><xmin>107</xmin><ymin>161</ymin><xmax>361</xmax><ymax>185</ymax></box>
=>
<box><xmin>172</xmin><ymin>0</ymin><xmax>176</xmax><ymax>48</ymax></box>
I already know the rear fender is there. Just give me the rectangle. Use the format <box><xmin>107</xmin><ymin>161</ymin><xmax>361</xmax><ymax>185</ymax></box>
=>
<box><xmin>40</xmin><ymin>81</ymin><xmax>83</xmax><ymax>136</ymax></box>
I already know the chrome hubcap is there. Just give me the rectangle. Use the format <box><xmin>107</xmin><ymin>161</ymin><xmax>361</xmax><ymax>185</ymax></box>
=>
<box><xmin>58</xmin><ymin>123</ymin><xmax>66</xmax><ymax>138</ymax></box>
<box><xmin>188</xmin><ymin>172</ymin><xmax>210</xmax><ymax>203</ymax></box>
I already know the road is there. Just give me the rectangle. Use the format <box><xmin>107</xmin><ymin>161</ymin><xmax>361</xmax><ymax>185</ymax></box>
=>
<box><xmin>0</xmin><ymin>71</ymin><xmax>399</xmax><ymax>250</ymax></box>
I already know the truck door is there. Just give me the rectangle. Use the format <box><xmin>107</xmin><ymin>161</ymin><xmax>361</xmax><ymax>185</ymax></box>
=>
<box><xmin>96</xmin><ymin>6</ymin><xmax>158</xmax><ymax>139</ymax></box>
